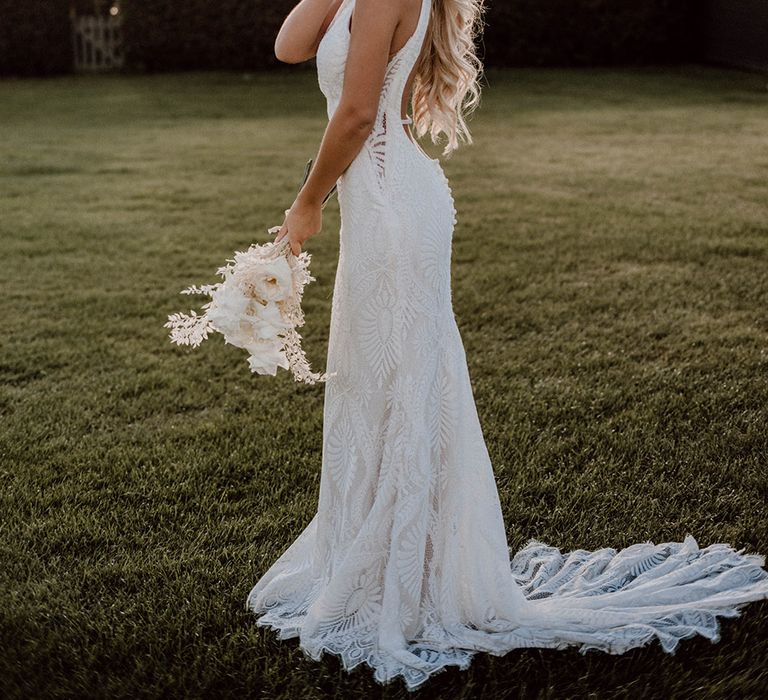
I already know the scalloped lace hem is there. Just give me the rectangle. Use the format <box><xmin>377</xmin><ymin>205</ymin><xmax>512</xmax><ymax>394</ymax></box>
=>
<box><xmin>247</xmin><ymin>535</ymin><xmax>768</xmax><ymax>691</ymax></box>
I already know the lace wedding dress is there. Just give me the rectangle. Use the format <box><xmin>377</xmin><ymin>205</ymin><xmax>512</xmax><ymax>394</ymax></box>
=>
<box><xmin>247</xmin><ymin>0</ymin><xmax>768</xmax><ymax>689</ymax></box>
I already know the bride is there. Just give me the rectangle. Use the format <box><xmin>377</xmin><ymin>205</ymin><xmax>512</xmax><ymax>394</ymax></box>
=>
<box><xmin>247</xmin><ymin>0</ymin><xmax>768</xmax><ymax>689</ymax></box>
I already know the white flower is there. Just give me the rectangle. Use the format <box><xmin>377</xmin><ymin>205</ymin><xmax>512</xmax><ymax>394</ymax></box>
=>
<box><xmin>252</xmin><ymin>300</ymin><xmax>292</xmax><ymax>337</ymax></box>
<box><xmin>246</xmin><ymin>339</ymin><xmax>289</xmax><ymax>375</ymax></box>
<box><xmin>237</xmin><ymin>255</ymin><xmax>294</xmax><ymax>303</ymax></box>
<box><xmin>166</xmin><ymin>237</ymin><xmax>333</xmax><ymax>384</ymax></box>
<box><xmin>205</xmin><ymin>281</ymin><xmax>251</xmax><ymax>346</ymax></box>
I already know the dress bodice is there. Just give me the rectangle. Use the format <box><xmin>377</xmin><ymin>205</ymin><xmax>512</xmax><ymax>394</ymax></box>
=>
<box><xmin>314</xmin><ymin>0</ymin><xmax>447</xmax><ymax>208</ymax></box>
<box><xmin>316</xmin><ymin>0</ymin><xmax>432</xmax><ymax>124</ymax></box>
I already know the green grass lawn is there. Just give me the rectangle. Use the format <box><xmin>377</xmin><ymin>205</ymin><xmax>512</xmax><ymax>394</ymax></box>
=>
<box><xmin>1</xmin><ymin>65</ymin><xmax>767</xmax><ymax>699</ymax></box>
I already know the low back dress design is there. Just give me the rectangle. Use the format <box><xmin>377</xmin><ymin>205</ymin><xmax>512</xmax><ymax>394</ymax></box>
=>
<box><xmin>247</xmin><ymin>0</ymin><xmax>768</xmax><ymax>690</ymax></box>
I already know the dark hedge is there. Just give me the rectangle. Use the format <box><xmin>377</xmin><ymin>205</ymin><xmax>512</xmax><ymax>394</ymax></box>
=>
<box><xmin>0</xmin><ymin>0</ymin><xmax>699</xmax><ymax>76</ymax></box>
<box><xmin>122</xmin><ymin>0</ymin><xmax>295</xmax><ymax>72</ymax></box>
<box><xmin>123</xmin><ymin>0</ymin><xmax>696</xmax><ymax>72</ymax></box>
<box><xmin>0</xmin><ymin>1</ymin><xmax>72</xmax><ymax>76</ymax></box>
<box><xmin>483</xmin><ymin>0</ymin><xmax>697</xmax><ymax>66</ymax></box>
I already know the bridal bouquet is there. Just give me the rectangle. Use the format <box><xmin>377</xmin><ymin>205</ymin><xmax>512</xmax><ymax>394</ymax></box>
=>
<box><xmin>165</xmin><ymin>160</ymin><xmax>336</xmax><ymax>385</ymax></box>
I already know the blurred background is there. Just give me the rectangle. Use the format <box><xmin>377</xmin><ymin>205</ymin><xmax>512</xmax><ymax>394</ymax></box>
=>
<box><xmin>0</xmin><ymin>1</ymin><xmax>767</xmax><ymax>76</ymax></box>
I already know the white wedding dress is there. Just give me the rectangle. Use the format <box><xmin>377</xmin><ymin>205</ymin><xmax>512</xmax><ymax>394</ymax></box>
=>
<box><xmin>247</xmin><ymin>0</ymin><xmax>768</xmax><ymax>689</ymax></box>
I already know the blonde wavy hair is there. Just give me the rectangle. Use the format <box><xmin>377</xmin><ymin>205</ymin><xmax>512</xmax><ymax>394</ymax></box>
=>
<box><xmin>411</xmin><ymin>0</ymin><xmax>486</xmax><ymax>156</ymax></box>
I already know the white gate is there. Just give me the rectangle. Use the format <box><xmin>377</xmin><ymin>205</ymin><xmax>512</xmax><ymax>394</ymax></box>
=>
<box><xmin>72</xmin><ymin>15</ymin><xmax>125</xmax><ymax>72</ymax></box>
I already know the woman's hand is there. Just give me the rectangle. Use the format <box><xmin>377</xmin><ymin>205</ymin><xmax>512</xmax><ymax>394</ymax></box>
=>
<box><xmin>273</xmin><ymin>192</ymin><xmax>323</xmax><ymax>256</ymax></box>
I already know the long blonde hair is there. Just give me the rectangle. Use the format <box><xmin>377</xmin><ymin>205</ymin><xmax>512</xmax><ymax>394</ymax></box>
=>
<box><xmin>411</xmin><ymin>0</ymin><xmax>486</xmax><ymax>156</ymax></box>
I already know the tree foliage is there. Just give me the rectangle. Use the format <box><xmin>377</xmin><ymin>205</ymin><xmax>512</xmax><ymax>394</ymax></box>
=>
<box><xmin>0</xmin><ymin>0</ymin><xmax>72</xmax><ymax>76</ymax></box>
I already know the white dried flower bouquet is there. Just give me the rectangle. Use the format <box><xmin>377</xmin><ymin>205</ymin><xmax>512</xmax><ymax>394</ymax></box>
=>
<box><xmin>165</xmin><ymin>160</ymin><xmax>336</xmax><ymax>385</ymax></box>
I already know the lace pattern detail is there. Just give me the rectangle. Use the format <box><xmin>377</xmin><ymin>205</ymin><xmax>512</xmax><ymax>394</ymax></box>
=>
<box><xmin>247</xmin><ymin>0</ymin><xmax>768</xmax><ymax>691</ymax></box>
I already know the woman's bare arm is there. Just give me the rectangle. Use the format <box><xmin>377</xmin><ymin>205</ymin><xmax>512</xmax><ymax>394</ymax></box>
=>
<box><xmin>274</xmin><ymin>0</ymin><xmax>341</xmax><ymax>64</ymax></box>
<box><xmin>275</xmin><ymin>0</ymin><xmax>405</xmax><ymax>254</ymax></box>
